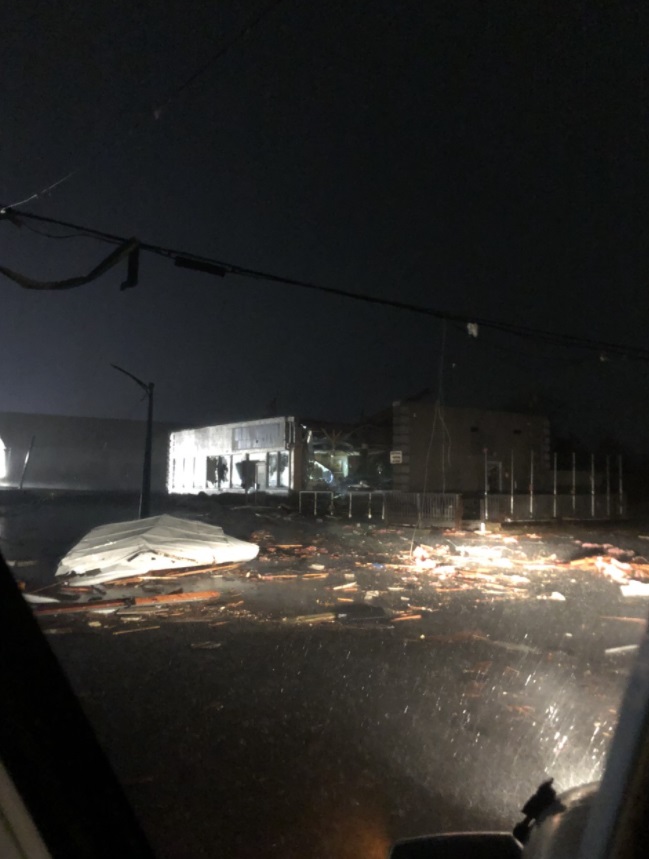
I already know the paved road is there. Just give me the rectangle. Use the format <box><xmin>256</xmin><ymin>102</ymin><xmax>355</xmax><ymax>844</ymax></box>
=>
<box><xmin>2</xmin><ymin>494</ymin><xmax>647</xmax><ymax>858</ymax></box>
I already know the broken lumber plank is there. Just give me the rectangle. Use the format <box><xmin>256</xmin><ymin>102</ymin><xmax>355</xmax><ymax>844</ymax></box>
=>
<box><xmin>32</xmin><ymin>590</ymin><xmax>221</xmax><ymax>616</ymax></box>
<box><xmin>290</xmin><ymin>612</ymin><xmax>336</xmax><ymax>624</ymax></box>
<box><xmin>113</xmin><ymin>625</ymin><xmax>161</xmax><ymax>635</ymax></box>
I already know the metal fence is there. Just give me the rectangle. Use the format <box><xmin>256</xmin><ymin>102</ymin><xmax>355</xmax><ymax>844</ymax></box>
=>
<box><xmin>342</xmin><ymin>491</ymin><xmax>385</xmax><ymax>520</ymax></box>
<box><xmin>298</xmin><ymin>490</ymin><xmax>462</xmax><ymax>526</ymax></box>
<box><xmin>481</xmin><ymin>493</ymin><xmax>626</xmax><ymax>522</ymax></box>
<box><xmin>383</xmin><ymin>492</ymin><xmax>462</xmax><ymax>527</ymax></box>
<box><xmin>298</xmin><ymin>491</ymin><xmax>334</xmax><ymax>516</ymax></box>
<box><xmin>299</xmin><ymin>489</ymin><xmax>625</xmax><ymax>524</ymax></box>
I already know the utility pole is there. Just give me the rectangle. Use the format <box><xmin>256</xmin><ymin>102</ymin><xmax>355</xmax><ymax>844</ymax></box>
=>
<box><xmin>111</xmin><ymin>364</ymin><xmax>154</xmax><ymax>519</ymax></box>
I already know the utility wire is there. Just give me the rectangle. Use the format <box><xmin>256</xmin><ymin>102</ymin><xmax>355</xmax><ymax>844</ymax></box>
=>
<box><xmin>16</xmin><ymin>220</ymin><xmax>96</xmax><ymax>241</ymax></box>
<box><xmin>3</xmin><ymin>0</ymin><xmax>285</xmax><ymax>211</ymax></box>
<box><xmin>3</xmin><ymin>204</ymin><xmax>649</xmax><ymax>363</ymax></box>
<box><xmin>448</xmin><ymin>318</ymin><xmax>601</xmax><ymax>373</ymax></box>
<box><xmin>152</xmin><ymin>0</ymin><xmax>285</xmax><ymax>120</ymax></box>
<box><xmin>6</xmin><ymin>171</ymin><xmax>78</xmax><ymax>212</ymax></box>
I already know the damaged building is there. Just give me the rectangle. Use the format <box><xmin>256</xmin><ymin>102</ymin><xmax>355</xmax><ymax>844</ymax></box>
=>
<box><xmin>390</xmin><ymin>399</ymin><xmax>551</xmax><ymax>494</ymax></box>
<box><xmin>166</xmin><ymin>401</ymin><xmax>552</xmax><ymax>498</ymax></box>
<box><xmin>167</xmin><ymin>415</ymin><xmax>391</xmax><ymax>495</ymax></box>
<box><xmin>168</xmin><ymin>417</ymin><xmax>304</xmax><ymax>494</ymax></box>
<box><xmin>303</xmin><ymin>416</ymin><xmax>391</xmax><ymax>490</ymax></box>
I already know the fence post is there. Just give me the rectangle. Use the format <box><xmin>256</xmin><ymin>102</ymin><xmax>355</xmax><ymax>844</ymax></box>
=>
<box><xmin>606</xmin><ymin>455</ymin><xmax>611</xmax><ymax>518</ymax></box>
<box><xmin>618</xmin><ymin>455</ymin><xmax>624</xmax><ymax>517</ymax></box>
<box><xmin>484</xmin><ymin>449</ymin><xmax>489</xmax><ymax>522</ymax></box>
<box><xmin>529</xmin><ymin>450</ymin><xmax>534</xmax><ymax>518</ymax></box>
<box><xmin>455</xmin><ymin>494</ymin><xmax>463</xmax><ymax>529</ymax></box>
<box><xmin>510</xmin><ymin>450</ymin><xmax>515</xmax><ymax>519</ymax></box>
<box><xmin>299</xmin><ymin>492</ymin><xmax>303</xmax><ymax>515</ymax></box>
<box><xmin>572</xmin><ymin>452</ymin><xmax>576</xmax><ymax>515</ymax></box>
<box><xmin>368</xmin><ymin>492</ymin><xmax>373</xmax><ymax>520</ymax></box>
<box><xmin>590</xmin><ymin>454</ymin><xmax>596</xmax><ymax>518</ymax></box>
<box><xmin>349</xmin><ymin>493</ymin><xmax>353</xmax><ymax>518</ymax></box>
<box><xmin>314</xmin><ymin>492</ymin><xmax>317</xmax><ymax>515</ymax></box>
<box><xmin>553</xmin><ymin>452</ymin><xmax>557</xmax><ymax>519</ymax></box>
<box><xmin>382</xmin><ymin>492</ymin><xmax>386</xmax><ymax>522</ymax></box>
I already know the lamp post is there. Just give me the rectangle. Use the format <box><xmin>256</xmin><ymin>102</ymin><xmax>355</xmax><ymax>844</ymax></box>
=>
<box><xmin>111</xmin><ymin>364</ymin><xmax>154</xmax><ymax>519</ymax></box>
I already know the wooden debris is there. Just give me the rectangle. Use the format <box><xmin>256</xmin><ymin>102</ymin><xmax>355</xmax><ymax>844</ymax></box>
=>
<box><xmin>33</xmin><ymin>590</ymin><xmax>222</xmax><ymax>616</ymax></box>
<box><xmin>506</xmin><ymin>705</ymin><xmax>535</xmax><ymax>716</ymax></box>
<box><xmin>105</xmin><ymin>562</ymin><xmax>241</xmax><ymax>586</ymax></box>
<box><xmin>113</xmin><ymin>625</ymin><xmax>161</xmax><ymax>635</ymax></box>
<box><xmin>58</xmin><ymin>585</ymin><xmax>94</xmax><ymax>595</ymax></box>
<box><xmin>605</xmin><ymin>644</ymin><xmax>640</xmax><ymax>656</ymax></box>
<box><xmin>291</xmin><ymin>612</ymin><xmax>336</xmax><ymax>624</ymax></box>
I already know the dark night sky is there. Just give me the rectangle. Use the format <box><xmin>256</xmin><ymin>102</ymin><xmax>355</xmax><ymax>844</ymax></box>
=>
<box><xmin>1</xmin><ymin>1</ymin><xmax>646</xmax><ymax>453</ymax></box>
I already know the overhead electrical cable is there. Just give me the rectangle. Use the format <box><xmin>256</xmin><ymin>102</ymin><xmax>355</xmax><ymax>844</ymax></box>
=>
<box><xmin>2</xmin><ymin>205</ymin><xmax>649</xmax><ymax>362</ymax></box>
<box><xmin>3</xmin><ymin>0</ymin><xmax>286</xmax><ymax>211</ymax></box>
<box><xmin>5</xmin><ymin>171</ymin><xmax>79</xmax><ymax>212</ymax></box>
<box><xmin>152</xmin><ymin>0</ymin><xmax>285</xmax><ymax>120</ymax></box>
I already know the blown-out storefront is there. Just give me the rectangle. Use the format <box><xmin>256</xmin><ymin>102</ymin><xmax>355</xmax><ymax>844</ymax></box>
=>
<box><xmin>167</xmin><ymin>417</ymin><xmax>305</xmax><ymax>495</ymax></box>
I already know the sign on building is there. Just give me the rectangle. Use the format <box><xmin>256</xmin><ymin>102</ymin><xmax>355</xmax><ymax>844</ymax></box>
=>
<box><xmin>390</xmin><ymin>450</ymin><xmax>403</xmax><ymax>464</ymax></box>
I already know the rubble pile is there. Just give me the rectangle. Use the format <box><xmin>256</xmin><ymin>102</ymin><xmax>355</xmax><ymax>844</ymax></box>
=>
<box><xmin>19</xmin><ymin>513</ymin><xmax>649</xmax><ymax>639</ymax></box>
<box><xmin>373</xmin><ymin>531</ymin><xmax>649</xmax><ymax>601</ymax></box>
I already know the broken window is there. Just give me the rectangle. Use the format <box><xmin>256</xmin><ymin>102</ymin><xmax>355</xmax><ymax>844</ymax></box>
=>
<box><xmin>231</xmin><ymin>454</ymin><xmax>244</xmax><ymax>487</ymax></box>
<box><xmin>206</xmin><ymin>456</ymin><xmax>219</xmax><ymax>488</ymax></box>
<box><xmin>278</xmin><ymin>451</ymin><xmax>289</xmax><ymax>487</ymax></box>
<box><xmin>268</xmin><ymin>452</ymin><xmax>278</xmax><ymax>487</ymax></box>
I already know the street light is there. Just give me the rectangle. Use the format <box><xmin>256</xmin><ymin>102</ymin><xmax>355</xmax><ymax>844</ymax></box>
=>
<box><xmin>111</xmin><ymin>364</ymin><xmax>154</xmax><ymax>519</ymax></box>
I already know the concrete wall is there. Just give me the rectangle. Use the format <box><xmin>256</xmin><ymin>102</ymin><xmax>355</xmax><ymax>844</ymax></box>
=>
<box><xmin>391</xmin><ymin>402</ymin><xmax>551</xmax><ymax>493</ymax></box>
<box><xmin>0</xmin><ymin>412</ymin><xmax>174</xmax><ymax>492</ymax></box>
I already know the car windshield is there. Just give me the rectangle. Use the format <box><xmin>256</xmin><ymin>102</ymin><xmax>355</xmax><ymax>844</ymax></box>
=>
<box><xmin>1</xmin><ymin>2</ymin><xmax>644</xmax><ymax>858</ymax></box>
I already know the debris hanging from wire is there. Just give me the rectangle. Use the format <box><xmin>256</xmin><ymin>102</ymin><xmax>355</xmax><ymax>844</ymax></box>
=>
<box><xmin>0</xmin><ymin>238</ymin><xmax>139</xmax><ymax>290</ymax></box>
<box><xmin>2</xmin><ymin>206</ymin><xmax>649</xmax><ymax>362</ymax></box>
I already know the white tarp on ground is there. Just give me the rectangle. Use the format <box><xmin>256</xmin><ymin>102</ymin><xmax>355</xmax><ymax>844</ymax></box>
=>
<box><xmin>55</xmin><ymin>514</ymin><xmax>259</xmax><ymax>586</ymax></box>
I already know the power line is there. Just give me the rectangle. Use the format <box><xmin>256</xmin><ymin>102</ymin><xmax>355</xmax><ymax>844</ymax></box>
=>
<box><xmin>3</xmin><ymin>0</ymin><xmax>286</xmax><ymax>211</ymax></box>
<box><xmin>3</xmin><ymin>204</ymin><xmax>649</xmax><ymax>363</ymax></box>
<box><xmin>17</xmin><ymin>220</ymin><xmax>97</xmax><ymax>241</ymax></box>
<box><xmin>6</xmin><ymin>171</ymin><xmax>79</xmax><ymax>212</ymax></box>
<box><xmin>152</xmin><ymin>0</ymin><xmax>285</xmax><ymax>120</ymax></box>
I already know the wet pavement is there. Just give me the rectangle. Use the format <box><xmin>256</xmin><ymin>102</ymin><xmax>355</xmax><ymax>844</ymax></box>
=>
<box><xmin>3</xmin><ymin>493</ymin><xmax>649</xmax><ymax>858</ymax></box>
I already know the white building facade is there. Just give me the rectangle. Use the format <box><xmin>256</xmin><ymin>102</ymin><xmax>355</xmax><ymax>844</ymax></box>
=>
<box><xmin>167</xmin><ymin>416</ymin><xmax>304</xmax><ymax>494</ymax></box>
